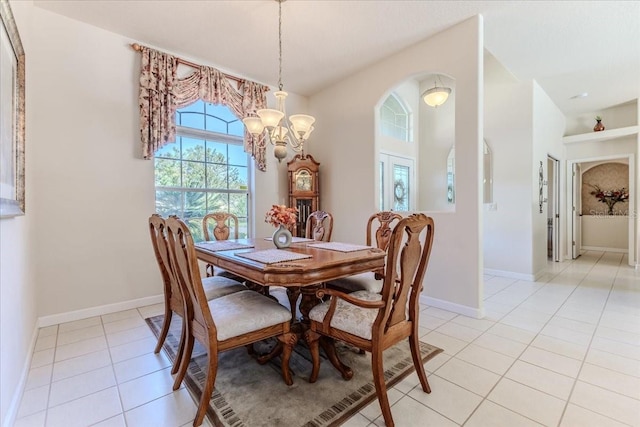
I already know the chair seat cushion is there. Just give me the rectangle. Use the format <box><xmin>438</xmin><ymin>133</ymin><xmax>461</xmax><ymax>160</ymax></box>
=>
<box><xmin>202</xmin><ymin>276</ymin><xmax>246</xmax><ymax>300</ymax></box>
<box><xmin>309</xmin><ymin>290</ymin><xmax>382</xmax><ymax>340</ymax></box>
<box><xmin>209</xmin><ymin>290</ymin><xmax>292</xmax><ymax>341</ymax></box>
<box><xmin>327</xmin><ymin>272</ymin><xmax>383</xmax><ymax>293</ymax></box>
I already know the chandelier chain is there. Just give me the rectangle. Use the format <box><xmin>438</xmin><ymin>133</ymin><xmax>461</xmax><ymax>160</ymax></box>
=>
<box><xmin>278</xmin><ymin>0</ymin><xmax>283</xmax><ymax>91</ymax></box>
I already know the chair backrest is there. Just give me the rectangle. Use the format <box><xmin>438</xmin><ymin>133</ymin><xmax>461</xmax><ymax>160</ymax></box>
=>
<box><xmin>166</xmin><ymin>216</ymin><xmax>217</xmax><ymax>343</ymax></box>
<box><xmin>203</xmin><ymin>212</ymin><xmax>239</xmax><ymax>241</ymax></box>
<box><xmin>366</xmin><ymin>211</ymin><xmax>403</xmax><ymax>278</ymax></box>
<box><xmin>377</xmin><ymin>213</ymin><xmax>434</xmax><ymax>334</ymax></box>
<box><xmin>149</xmin><ymin>214</ymin><xmax>183</xmax><ymax>314</ymax></box>
<box><xmin>305</xmin><ymin>211</ymin><xmax>333</xmax><ymax>242</ymax></box>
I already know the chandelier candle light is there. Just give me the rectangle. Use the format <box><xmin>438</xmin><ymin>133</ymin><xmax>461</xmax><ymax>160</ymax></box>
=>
<box><xmin>243</xmin><ymin>0</ymin><xmax>316</xmax><ymax>162</ymax></box>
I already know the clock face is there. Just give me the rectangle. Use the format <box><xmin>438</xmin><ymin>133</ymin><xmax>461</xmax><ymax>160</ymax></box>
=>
<box><xmin>295</xmin><ymin>170</ymin><xmax>312</xmax><ymax>191</ymax></box>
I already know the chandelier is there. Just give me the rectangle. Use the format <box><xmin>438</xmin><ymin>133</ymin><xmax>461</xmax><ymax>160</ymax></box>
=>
<box><xmin>243</xmin><ymin>0</ymin><xmax>316</xmax><ymax>162</ymax></box>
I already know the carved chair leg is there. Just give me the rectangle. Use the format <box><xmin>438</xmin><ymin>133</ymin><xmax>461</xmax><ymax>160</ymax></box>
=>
<box><xmin>372</xmin><ymin>348</ymin><xmax>394</xmax><ymax>427</ymax></box>
<box><xmin>154</xmin><ymin>308</ymin><xmax>172</xmax><ymax>354</ymax></box>
<box><xmin>305</xmin><ymin>330</ymin><xmax>321</xmax><ymax>383</ymax></box>
<box><xmin>173</xmin><ymin>331</ymin><xmax>194</xmax><ymax>391</ymax></box>
<box><xmin>278</xmin><ymin>332</ymin><xmax>298</xmax><ymax>386</ymax></box>
<box><xmin>171</xmin><ymin>315</ymin><xmax>186</xmax><ymax>375</ymax></box>
<box><xmin>409</xmin><ymin>330</ymin><xmax>431</xmax><ymax>393</ymax></box>
<box><xmin>320</xmin><ymin>337</ymin><xmax>353</xmax><ymax>380</ymax></box>
<box><xmin>193</xmin><ymin>351</ymin><xmax>218</xmax><ymax>427</ymax></box>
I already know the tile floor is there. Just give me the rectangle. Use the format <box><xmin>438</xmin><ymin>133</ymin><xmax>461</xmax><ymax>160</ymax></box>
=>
<box><xmin>14</xmin><ymin>251</ymin><xmax>640</xmax><ymax>427</ymax></box>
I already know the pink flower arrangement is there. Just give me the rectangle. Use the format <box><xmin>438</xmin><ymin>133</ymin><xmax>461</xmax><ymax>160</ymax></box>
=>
<box><xmin>265</xmin><ymin>204</ymin><xmax>298</xmax><ymax>228</ymax></box>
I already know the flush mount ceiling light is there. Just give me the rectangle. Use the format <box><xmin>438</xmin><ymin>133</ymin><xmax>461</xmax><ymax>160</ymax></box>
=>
<box><xmin>422</xmin><ymin>75</ymin><xmax>451</xmax><ymax>108</ymax></box>
<box><xmin>242</xmin><ymin>0</ymin><xmax>315</xmax><ymax>162</ymax></box>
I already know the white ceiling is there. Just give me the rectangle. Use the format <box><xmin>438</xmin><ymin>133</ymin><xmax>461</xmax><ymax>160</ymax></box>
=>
<box><xmin>34</xmin><ymin>0</ymin><xmax>640</xmax><ymax>116</ymax></box>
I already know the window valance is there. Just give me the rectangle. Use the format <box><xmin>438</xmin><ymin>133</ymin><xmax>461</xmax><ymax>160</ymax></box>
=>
<box><xmin>136</xmin><ymin>45</ymin><xmax>269</xmax><ymax>171</ymax></box>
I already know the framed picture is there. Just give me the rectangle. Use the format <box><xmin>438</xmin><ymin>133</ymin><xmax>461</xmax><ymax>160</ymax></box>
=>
<box><xmin>0</xmin><ymin>0</ymin><xmax>25</xmax><ymax>218</ymax></box>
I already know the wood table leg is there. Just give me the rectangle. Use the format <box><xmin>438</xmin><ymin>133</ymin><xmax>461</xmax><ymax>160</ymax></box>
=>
<box><xmin>286</xmin><ymin>287</ymin><xmax>301</xmax><ymax>320</ymax></box>
<box><xmin>319</xmin><ymin>336</ymin><xmax>353</xmax><ymax>380</ymax></box>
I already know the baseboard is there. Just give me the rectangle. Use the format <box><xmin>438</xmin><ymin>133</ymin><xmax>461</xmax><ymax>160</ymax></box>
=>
<box><xmin>581</xmin><ymin>245</ymin><xmax>628</xmax><ymax>254</ymax></box>
<box><xmin>3</xmin><ymin>324</ymin><xmax>39</xmax><ymax>427</ymax></box>
<box><xmin>483</xmin><ymin>268</ymin><xmax>545</xmax><ymax>282</ymax></box>
<box><xmin>37</xmin><ymin>294</ymin><xmax>164</xmax><ymax>328</ymax></box>
<box><xmin>419</xmin><ymin>294</ymin><xmax>484</xmax><ymax>319</ymax></box>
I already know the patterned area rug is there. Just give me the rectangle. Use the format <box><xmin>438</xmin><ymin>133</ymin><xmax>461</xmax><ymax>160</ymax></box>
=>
<box><xmin>145</xmin><ymin>315</ymin><xmax>442</xmax><ymax>427</ymax></box>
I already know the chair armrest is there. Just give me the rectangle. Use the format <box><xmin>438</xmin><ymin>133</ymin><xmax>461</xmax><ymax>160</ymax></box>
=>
<box><xmin>316</xmin><ymin>288</ymin><xmax>386</xmax><ymax>309</ymax></box>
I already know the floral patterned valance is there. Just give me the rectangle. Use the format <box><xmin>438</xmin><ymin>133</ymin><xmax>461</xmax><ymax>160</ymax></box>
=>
<box><xmin>137</xmin><ymin>46</ymin><xmax>269</xmax><ymax>171</ymax></box>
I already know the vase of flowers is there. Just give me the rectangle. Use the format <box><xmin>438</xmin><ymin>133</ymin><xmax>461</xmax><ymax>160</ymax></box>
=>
<box><xmin>265</xmin><ymin>204</ymin><xmax>298</xmax><ymax>248</ymax></box>
<box><xmin>589</xmin><ymin>184</ymin><xmax>629</xmax><ymax>215</ymax></box>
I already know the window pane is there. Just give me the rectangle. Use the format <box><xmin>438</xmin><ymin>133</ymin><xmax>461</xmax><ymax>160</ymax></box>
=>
<box><xmin>228</xmin><ymin>144</ymin><xmax>247</xmax><ymax>166</ymax></box>
<box><xmin>205</xmin><ymin>103</ymin><xmax>238</xmax><ymax>122</ymax></box>
<box><xmin>184</xmin><ymin>191</ymin><xmax>207</xmax><ymax>219</ymax></box>
<box><xmin>182</xmin><ymin>137</ymin><xmax>205</xmax><ymax>162</ymax></box>
<box><xmin>183</xmin><ymin>161</ymin><xmax>206</xmax><ymax>188</ymax></box>
<box><xmin>184</xmin><ymin>217</ymin><xmax>205</xmax><ymax>243</ymax></box>
<box><xmin>206</xmin><ymin>141</ymin><xmax>227</xmax><ymax>163</ymax></box>
<box><xmin>181</xmin><ymin>100</ymin><xmax>205</xmax><ymax>114</ymax></box>
<box><xmin>155</xmin><ymin>159</ymin><xmax>182</xmax><ymax>187</ymax></box>
<box><xmin>393</xmin><ymin>165</ymin><xmax>409</xmax><ymax>211</ymax></box>
<box><xmin>205</xmin><ymin>115</ymin><xmax>227</xmax><ymax>133</ymax></box>
<box><xmin>229</xmin><ymin>193</ymin><xmax>248</xmax><ymax>220</ymax></box>
<box><xmin>206</xmin><ymin>164</ymin><xmax>228</xmax><ymax>189</ymax></box>
<box><xmin>228</xmin><ymin>120</ymin><xmax>244</xmax><ymax>137</ymax></box>
<box><xmin>156</xmin><ymin>190</ymin><xmax>182</xmax><ymax>217</ymax></box>
<box><xmin>179</xmin><ymin>112</ymin><xmax>205</xmax><ymax>130</ymax></box>
<box><xmin>228</xmin><ymin>166</ymin><xmax>248</xmax><ymax>190</ymax></box>
<box><xmin>237</xmin><ymin>217</ymin><xmax>248</xmax><ymax>238</ymax></box>
<box><xmin>207</xmin><ymin>193</ymin><xmax>228</xmax><ymax>212</ymax></box>
<box><xmin>155</xmin><ymin>141</ymin><xmax>180</xmax><ymax>159</ymax></box>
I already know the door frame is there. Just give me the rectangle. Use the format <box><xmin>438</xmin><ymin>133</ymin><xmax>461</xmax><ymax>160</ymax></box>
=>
<box><xmin>379</xmin><ymin>151</ymin><xmax>415</xmax><ymax>212</ymax></box>
<box><xmin>547</xmin><ymin>155</ymin><xmax>561</xmax><ymax>261</ymax></box>
<box><xmin>566</xmin><ymin>153</ymin><xmax>635</xmax><ymax>265</ymax></box>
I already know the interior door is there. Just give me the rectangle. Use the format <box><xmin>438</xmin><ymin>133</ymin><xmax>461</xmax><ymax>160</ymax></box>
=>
<box><xmin>549</xmin><ymin>156</ymin><xmax>560</xmax><ymax>262</ymax></box>
<box><xmin>572</xmin><ymin>163</ymin><xmax>582</xmax><ymax>259</ymax></box>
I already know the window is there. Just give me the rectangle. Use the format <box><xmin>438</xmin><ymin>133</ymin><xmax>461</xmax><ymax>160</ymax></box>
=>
<box><xmin>155</xmin><ymin>101</ymin><xmax>250</xmax><ymax>241</ymax></box>
<box><xmin>380</xmin><ymin>94</ymin><xmax>411</xmax><ymax>142</ymax></box>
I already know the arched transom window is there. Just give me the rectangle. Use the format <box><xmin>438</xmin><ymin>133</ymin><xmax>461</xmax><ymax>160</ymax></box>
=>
<box><xmin>380</xmin><ymin>93</ymin><xmax>411</xmax><ymax>142</ymax></box>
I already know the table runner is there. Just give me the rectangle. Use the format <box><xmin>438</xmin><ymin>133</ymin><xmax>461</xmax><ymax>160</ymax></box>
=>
<box><xmin>235</xmin><ymin>249</ymin><xmax>312</xmax><ymax>264</ymax></box>
<box><xmin>308</xmin><ymin>242</ymin><xmax>373</xmax><ymax>252</ymax></box>
<box><xmin>195</xmin><ymin>241</ymin><xmax>255</xmax><ymax>251</ymax></box>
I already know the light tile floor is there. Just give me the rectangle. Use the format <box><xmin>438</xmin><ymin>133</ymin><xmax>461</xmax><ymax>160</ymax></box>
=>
<box><xmin>14</xmin><ymin>251</ymin><xmax>640</xmax><ymax>426</ymax></box>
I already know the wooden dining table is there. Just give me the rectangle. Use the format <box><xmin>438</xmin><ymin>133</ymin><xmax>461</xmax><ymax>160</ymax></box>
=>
<box><xmin>194</xmin><ymin>237</ymin><xmax>385</xmax><ymax>322</ymax></box>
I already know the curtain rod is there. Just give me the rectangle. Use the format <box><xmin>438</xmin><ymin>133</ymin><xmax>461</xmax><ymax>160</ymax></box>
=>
<box><xmin>130</xmin><ymin>43</ymin><xmax>244</xmax><ymax>84</ymax></box>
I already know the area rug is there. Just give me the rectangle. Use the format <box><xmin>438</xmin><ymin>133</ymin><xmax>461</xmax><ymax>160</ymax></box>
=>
<box><xmin>146</xmin><ymin>315</ymin><xmax>442</xmax><ymax>427</ymax></box>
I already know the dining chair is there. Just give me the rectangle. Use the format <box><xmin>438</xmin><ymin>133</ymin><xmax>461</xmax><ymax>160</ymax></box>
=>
<box><xmin>305</xmin><ymin>210</ymin><xmax>333</xmax><ymax>242</ymax></box>
<box><xmin>148</xmin><ymin>214</ymin><xmax>246</xmax><ymax>374</ymax></box>
<box><xmin>165</xmin><ymin>216</ymin><xmax>297</xmax><ymax>427</ymax></box>
<box><xmin>327</xmin><ymin>211</ymin><xmax>402</xmax><ymax>293</ymax></box>
<box><xmin>306</xmin><ymin>213</ymin><xmax>435</xmax><ymax>427</ymax></box>
<box><xmin>202</xmin><ymin>212</ymin><xmax>240</xmax><ymax>277</ymax></box>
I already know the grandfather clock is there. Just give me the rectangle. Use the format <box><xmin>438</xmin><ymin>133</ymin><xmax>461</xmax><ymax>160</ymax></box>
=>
<box><xmin>288</xmin><ymin>154</ymin><xmax>320</xmax><ymax>238</ymax></box>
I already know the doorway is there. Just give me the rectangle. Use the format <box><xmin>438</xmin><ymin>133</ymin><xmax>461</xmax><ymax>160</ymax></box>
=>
<box><xmin>567</xmin><ymin>154</ymin><xmax>635</xmax><ymax>266</ymax></box>
<box><xmin>379</xmin><ymin>153</ymin><xmax>414</xmax><ymax>212</ymax></box>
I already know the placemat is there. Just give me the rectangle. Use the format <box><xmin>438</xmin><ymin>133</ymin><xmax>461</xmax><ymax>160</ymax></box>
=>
<box><xmin>308</xmin><ymin>242</ymin><xmax>373</xmax><ymax>252</ymax></box>
<box><xmin>235</xmin><ymin>249</ymin><xmax>312</xmax><ymax>264</ymax></box>
<box><xmin>195</xmin><ymin>241</ymin><xmax>255</xmax><ymax>251</ymax></box>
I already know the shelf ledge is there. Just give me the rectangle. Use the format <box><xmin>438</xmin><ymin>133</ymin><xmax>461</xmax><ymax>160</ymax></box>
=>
<box><xmin>563</xmin><ymin>125</ymin><xmax>638</xmax><ymax>144</ymax></box>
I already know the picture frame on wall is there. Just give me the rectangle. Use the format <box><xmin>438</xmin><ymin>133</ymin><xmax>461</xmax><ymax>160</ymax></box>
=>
<box><xmin>0</xmin><ymin>0</ymin><xmax>25</xmax><ymax>218</ymax></box>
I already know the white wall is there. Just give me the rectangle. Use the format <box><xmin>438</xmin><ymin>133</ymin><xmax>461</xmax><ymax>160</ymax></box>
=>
<box><xmin>310</xmin><ymin>16</ymin><xmax>484</xmax><ymax>316</ymax></box>
<box><xmin>532</xmin><ymin>82</ymin><xmax>565</xmax><ymax>274</ymax></box>
<box><xmin>1</xmin><ymin>2</ymin><xmax>38</xmax><ymax>424</ymax></box>
<box><xmin>483</xmin><ymin>56</ymin><xmax>535</xmax><ymax>276</ymax></box>
<box><xmin>582</xmin><ymin>216</ymin><xmax>628</xmax><ymax>250</ymax></box>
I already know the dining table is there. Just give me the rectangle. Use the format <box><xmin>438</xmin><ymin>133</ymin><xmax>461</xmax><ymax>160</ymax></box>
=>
<box><xmin>194</xmin><ymin>237</ymin><xmax>386</xmax><ymax>378</ymax></box>
<box><xmin>194</xmin><ymin>237</ymin><xmax>385</xmax><ymax>323</ymax></box>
